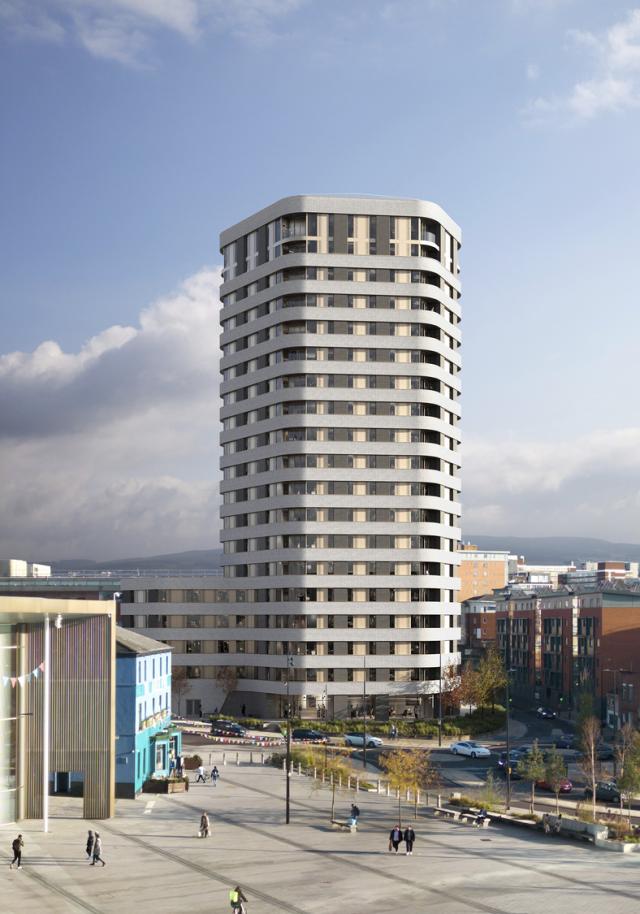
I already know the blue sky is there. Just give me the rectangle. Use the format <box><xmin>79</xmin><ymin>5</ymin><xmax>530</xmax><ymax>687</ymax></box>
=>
<box><xmin>2</xmin><ymin>0</ymin><xmax>640</xmax><ymax>558</ymax></box>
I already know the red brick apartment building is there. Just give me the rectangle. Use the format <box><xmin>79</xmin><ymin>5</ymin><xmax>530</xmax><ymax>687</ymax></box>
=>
<box><xmin>496</xmin><ymin>587</ymin><xmax>640</xmax><ymax>726</ymax></box>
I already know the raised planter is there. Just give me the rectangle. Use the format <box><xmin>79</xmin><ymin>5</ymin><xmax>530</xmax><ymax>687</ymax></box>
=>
<box><xmin>143</xmin><ymin>778</ymin><xmax>189</xmax><ymax>794</ymax></box>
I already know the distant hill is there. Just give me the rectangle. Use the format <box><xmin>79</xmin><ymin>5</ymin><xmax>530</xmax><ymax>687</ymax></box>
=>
<box><xmin>50</xmin><ymin>536</ymin><xmax>640</xmax><ymax>574</ymax></box>
<box><xmin>51</xmin><ymin>548</ymin><xmax>224</xmax><ymax>574</ymax></box>
<box><xmin>464</xmin><ymin>535</ymin><xmax>640</xmax><ymax>566</ymax></box>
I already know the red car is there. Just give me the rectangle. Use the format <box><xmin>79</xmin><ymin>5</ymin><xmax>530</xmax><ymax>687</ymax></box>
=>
<box><xmin>536</xmin><ymin>777</ymin><xmax>572</xmax><ymax>793</ymax></box>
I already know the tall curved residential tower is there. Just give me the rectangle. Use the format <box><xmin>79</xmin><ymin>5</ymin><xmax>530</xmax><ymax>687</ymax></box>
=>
<box><xmin>219</xmin><ymin>195</ymin><xmax>461</xmax><ymax>719</ymax></box>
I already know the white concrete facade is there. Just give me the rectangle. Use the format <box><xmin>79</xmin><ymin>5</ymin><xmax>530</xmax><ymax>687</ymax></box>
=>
<box><xmin>216</xmin><ymin>195</ymin><xmax>462</xmax><ymax>719</ymax></box>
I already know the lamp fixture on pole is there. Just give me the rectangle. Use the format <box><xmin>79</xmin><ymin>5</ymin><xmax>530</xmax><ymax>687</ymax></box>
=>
<box><xmin>285</xmin><ymin>654</ymin><xmax>294</xmax><ymax>824</ymax></box>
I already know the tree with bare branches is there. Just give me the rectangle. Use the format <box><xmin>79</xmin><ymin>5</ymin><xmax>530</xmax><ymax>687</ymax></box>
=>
<box><xmin>215</xmin><ymin>665</ymin><xmax>238</xmax><ymax>694</ymax></box>
<box><xmin>579</xmin><ymin>715</ymin><xmax>601</xmax><ymax>820</ymax></box>
<box><xmin>171</xmin><ymin>666</ymin><xmax>191</xmax><ymax>716</ymax></box>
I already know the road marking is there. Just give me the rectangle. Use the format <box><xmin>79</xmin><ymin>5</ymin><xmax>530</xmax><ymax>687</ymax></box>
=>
<box><xmin>143</xmin><ymin>800</ymin><xmax>156</xmax><ymax>815</ymax></box>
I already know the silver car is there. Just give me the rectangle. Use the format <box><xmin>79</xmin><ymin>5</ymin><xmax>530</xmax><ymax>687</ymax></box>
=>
<box><xmin>344</xmin><ymin>733</ymin><xmax>383</xmax><ymax>748</ymax></box>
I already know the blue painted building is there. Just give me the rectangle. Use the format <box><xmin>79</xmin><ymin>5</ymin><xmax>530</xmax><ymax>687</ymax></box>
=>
<box><xmin>115</xmin><ymin>627</ymin><xmax>182</xmax><ymax>798</ymax></box>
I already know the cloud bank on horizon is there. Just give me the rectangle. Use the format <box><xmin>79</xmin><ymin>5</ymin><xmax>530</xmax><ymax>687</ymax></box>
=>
<box><xmin>0</xmin><ymin>268</ymin><xmax>222</xmax><ymax>560</ymax></box>
<box><xmin>2</xmin><ymin>265</ymin><xmax>640</xmax><ymax>560</ymax></box>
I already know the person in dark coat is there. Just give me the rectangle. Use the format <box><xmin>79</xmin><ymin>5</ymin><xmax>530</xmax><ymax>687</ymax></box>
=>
<box><xmin>9</xmin><ymin>834</ymin><xmax>23</xmax><ymax>869</ymax></box>
<box><xmin>389</xmin><ymin>824</ymin><xmax>402</xmax><ymax>853</ymax></box>
<box><xmin>404</xmin><ymin>826</ymin><xmax>415</xmax><ymax>855</ymax></box>
<box><xmin>86</xmin><ymin>830</ymin><xmax>94</xmax><ymax>859</ymax></box>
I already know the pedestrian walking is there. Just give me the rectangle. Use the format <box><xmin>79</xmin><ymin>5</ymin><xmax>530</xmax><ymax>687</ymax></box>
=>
<box><xmin>404</xmin><ymin>826</ymin><xmax>415</xmax><ymax>855</ymax></box>
<box><xmin>195</xmin><ymin>764</ymin><xmax>206</xmax><ymax>783</ymax></box>
<box><xmin>91</xmin><ymin>833</ymin><xmax>106</xmax><ymax>866</ymax></box>
<box><xmin>86</xmin><ymin>830</ymin><xmax>94</xmax><ymax>859</ymax></box>
<box><xmin>350</xmin><ymin>803</ymin><xmax>360</xmax><ymax>826</ymax></box>
<box><xmin>229</xmin><ymin>885</ymin><xmax>248</xmax><ymax>912</ymax></box>
<box><xmin>241</xmin><ymin>703</ymin><xmax>247</xmax><ymax>717</ymax></box>
<box><xmin>199</xmin><ymin>812</ymin><xmax>211</xmax><ymax>838</ymax></box>
<box><xmin>211</xmin><ymin>765</ymin><xmax>220</xmax><ymax>786</ymax></box>
<box><xmin>9</xmin><ymin>834</ymin><xmax>23</xmax><ymax>870</ymax></box>
<box><xmin>388</xmin><ymin>824</ymin><xmax>402</xmax><ymax>853</ymax></box>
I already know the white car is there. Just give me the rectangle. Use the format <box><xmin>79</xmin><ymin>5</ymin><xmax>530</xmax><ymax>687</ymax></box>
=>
<box><xmin>344</xmin><ymin>733</ymin><xmax>383</xmax><ymax>748</ymax></box>
<box><xmin>450</xmin><ymin>740</ymin><xmax>491</xmax><ymax>759</ymax></box>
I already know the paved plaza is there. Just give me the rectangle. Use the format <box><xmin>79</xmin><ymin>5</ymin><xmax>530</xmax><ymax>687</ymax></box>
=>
<box><xmin>3</xmin><ymin>753</ymin><xmax>640</xmax><ymax>914</ymax></box>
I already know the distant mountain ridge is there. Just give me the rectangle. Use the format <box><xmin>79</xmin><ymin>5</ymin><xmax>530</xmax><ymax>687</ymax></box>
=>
<box><xmin>465</xmin><ymin>535</ymin><xmax>640</xmax><ymax>566</ymax></box>
<box><xmin>49</xmin><ymin>536</ymin><xmax>640</xmax><ymax>573</ymax></box>
<box><xmin>51</xmin><ymin>548</ymin><xmax>224</xmax><ymax>574</ymax></box>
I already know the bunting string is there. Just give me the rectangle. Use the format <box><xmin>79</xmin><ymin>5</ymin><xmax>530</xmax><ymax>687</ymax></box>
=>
<box><xmin>1</xmin><ymin>661</ymin><xmax>45</xmax><ymax>688</ymax></box>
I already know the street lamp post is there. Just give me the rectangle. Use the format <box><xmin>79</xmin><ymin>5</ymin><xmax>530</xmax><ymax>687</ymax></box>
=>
<box><xmin>362</xmin><ymin>654</ymin><xmax>367</xmax><ymax>771</ymax></box>
<box><xmin>505</xmin><ymin>614</ymin><xmax>512</xmax><ymax>811</ymax></box>
<box><xmin>438</xmin><ymin>651</ymin><xmax>443</xmax><ymax>748</ymax></box>
<box><xmin>42</xmin><ymin>616</ymin><xmax>51</xmax><ymax>833</ymax></box>
<box><xmin>285</xmin><ymin>654</ymin><xmax>294</xmax><ymax>824</ymax></box>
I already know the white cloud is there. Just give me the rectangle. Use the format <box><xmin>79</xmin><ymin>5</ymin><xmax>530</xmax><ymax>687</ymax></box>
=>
<box><xmin>526</xmin><ymin>62</ymin><xmax>539</xmax><ymax>80</ymax></box>
<box><xmin>524</xmin><ymin>8</ymin><xmax>640</xmax><ymax>123</ymax></box>
<box><xmin>0</xmin><ymin>267</ymin><xmax>223</xmax><ymax>559</ymax></box>
<box><xmin>463</xmin><ymin>428</ymin><xmax>640</xmax><ymax>541</ymax></box>
<box><xmin>0</xmin><ymin>0</ymin><xmax>306</xmax><ymax>64</ymax></box>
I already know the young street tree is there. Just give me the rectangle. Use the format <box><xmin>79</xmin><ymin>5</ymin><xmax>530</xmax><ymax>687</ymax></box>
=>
<box><xmin>381</xmin><ymin>749</ymin><xmax>437</xmax><ymax>825</ymax></box>
<box><xmin>516</xmin><ymin>740</ymin><xmax>546</xmax><ymax>813</ymax></box>
<box><xmin>616</xmin><ymin>724</ymin><xmax>640</xmax><ymax>824</ymax></box>
<box><xmin>544</xmin><ymin>747</ymin><xmax>568</xmax><ymax>815</ymax></box>
<box><xmin>477</xmin><ymin>646</ymin><xmax>508</xmax><ymax>712</ymax></box>
<box><xmin>320</xmin><ymin>750</ymin><xmax>352</xmax><ymax>822</ymax></box>
<box><xmin>579</xmin><ymin>715</ymin><xmax>601</xmax><ymax>820</ymax></box>
<box><xmin>171</xmin><ymin>666</ymin><xmax>191</xmax><ymax>716</ymax></box>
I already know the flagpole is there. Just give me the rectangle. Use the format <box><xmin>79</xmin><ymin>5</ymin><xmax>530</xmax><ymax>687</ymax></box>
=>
<box><xmin>43</xmin><ymin>616</ymin><xmax>50</xmax><ymax>834</ymax></box>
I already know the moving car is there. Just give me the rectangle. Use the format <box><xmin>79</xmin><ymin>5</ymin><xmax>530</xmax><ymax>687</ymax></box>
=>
<box><xmin>344</xmin><ymin>733</ymin><xmax>383</xmax><ymax>748</ymax></box>
<box><xmin>292</xmin><ymin>728</ymin><xmax>327</xmax><ymax>743</ymax></box>
<box><xmin>450</xmin><ymin>740</ymin><xmax>492</xmax><ymax>759</ymax></box>
<box><xmin>553</xmin><ymin>734</ymin><xmax>575</xmax><ymax>749</ymax></box>
<box><xmin>536</xmin><ymin>777</ymin><xmax>572</xmax><ymax>793</ymax></box>
<box><xmin>584</xmin><ymin>781</ymin><xmax>621</xmax><ymax>804</ymax></box>
<box><xmin>496</xmin><ymin>750</ymin><xmax>524</xmax><ymax>779</ymax></box>
<box><xmin>498</xmin><ymin>749</ymin><xmax>526</xmax><ymax>768</ymax></box>
<box><xmin>536</xmin><ymin>707</ymin><xmax>557</xmax><ymax>720</ymax></box>
<box><xmin>210</xmin><ymin>719</ymin><xmax>248</xmax><ymax>738</ymax></box>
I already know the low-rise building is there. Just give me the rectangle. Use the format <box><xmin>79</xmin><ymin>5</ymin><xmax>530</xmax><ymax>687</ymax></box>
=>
<box><xmin>457</xmin><ymin>545</ymin><xmax>515</xmax><ymax>602</ymax></box>
<box><xmin>115</xmin><ymin>628</ymin><xmax>181</xmax><ymax>798</ymax></box>
<box><xmin>461</xmin><ymin>593</ymin><xmax>500</xmax><ymax>652</ymax></box>
<box><xmin>496</xmin><ymin>585</ymin><xmax>640</xmax><ymax>727</ymax></box>
<box><xmin>0</xmin><ymin>595</ymin><xmax>116</xmax><ymax>825</ymax></box>
<box><xmin>0</xmin><ymin>559</ymin><xmax>52</xmax><ymax>578</ymax></box>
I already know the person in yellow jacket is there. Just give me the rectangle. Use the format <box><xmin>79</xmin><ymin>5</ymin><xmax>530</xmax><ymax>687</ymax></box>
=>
<box><xmin>229</xmin><ymin>886</ymin><xmax>247</xmax><ymax>912</ymax></box>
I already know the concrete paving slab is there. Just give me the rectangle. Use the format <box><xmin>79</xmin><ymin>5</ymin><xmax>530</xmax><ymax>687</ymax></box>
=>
<box><xmin>2</xmin><ymin>755</ymin><xmax>640</xmax><ymax>914</ymax></box>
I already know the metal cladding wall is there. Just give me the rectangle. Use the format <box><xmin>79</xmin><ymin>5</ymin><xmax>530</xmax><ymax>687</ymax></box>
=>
<box><xmin>18</xmin><ymin>615</ymin><xmax>115</xmax><ymax>819</ymax></box>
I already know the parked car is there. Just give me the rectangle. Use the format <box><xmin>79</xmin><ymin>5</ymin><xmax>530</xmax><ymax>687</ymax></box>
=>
<box><xmin>536</xmin><ymin>777</ymin><xmax>572</xmax><ymax>793</ymax></box>
<box><xmin>450</xmin><ymin>740</ymin><xmax>492</xmax><ymax>759</ymax></box>
<box><xmin>292</xmin><ymin>728</ymin><xmax>327</xmax><ymax>743</ymax></box>
<box><xmin>262</xmin><ymin>722</ymin><xmax>285</xmax><ymax>734</ymax></box>
<box><xmin>584</xmin><ymin>781</ymin><xmax>621</xmax><ymax>804</ymax></box>
<box><xmin>597</xmin><ymin>743</ymin><xmax>615</xmax><ymax>761</ymax></box>
<box><xmin>344</xmin><ymin>733</ymin><xmax>383</xmax><ymax>748</ymax></box>
<box><xmin>210</xmin><ymin>719</ymin><xmax>248</xmax><ymax>738</ymax></box>
<box><xmin>553</xmin><ymin>733</ymin><xmax>575</xmax><ymax>749</ymax></box>
<box><xmin>536</xmin><ymin>707</ymin><xmax>557</xmax><ymax>720</ymax></box>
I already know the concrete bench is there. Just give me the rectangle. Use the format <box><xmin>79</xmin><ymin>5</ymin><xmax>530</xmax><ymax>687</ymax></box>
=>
<box><xmin>331</xmin><ymin>820</ymin><xmax>357</xmax><ymax>833</ymax></box>
<box><xmin>458</xmin><ymin>813</ymin><xmax>490</xmax><ymax>828</ymax></box>
<box><xmin>472</xmin><ymin>817</ymin><xmax>491</xmax><ymax>829</ymax></box>
<box><xmin>434</xmin><ymin>807</ymin><xmax>461</xmax><ymax>821</ymax></box>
